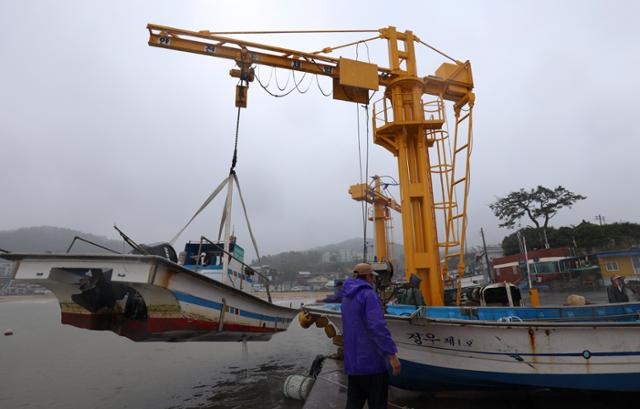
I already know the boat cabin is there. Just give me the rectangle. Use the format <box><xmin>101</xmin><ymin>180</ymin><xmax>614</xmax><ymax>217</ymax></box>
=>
<box><xmin>180</xmin><ymin>238</ymin><xmax>254</xmax><ymax>291</ymax></box>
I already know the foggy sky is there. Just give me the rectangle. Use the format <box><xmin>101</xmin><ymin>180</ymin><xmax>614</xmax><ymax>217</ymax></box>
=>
<box><xmin>1</xmin><ymin>0</ymin><xmax>639</xmax><ymax>259</ymax></box>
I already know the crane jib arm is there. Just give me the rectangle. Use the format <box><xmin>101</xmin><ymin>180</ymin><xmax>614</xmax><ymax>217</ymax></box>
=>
<box><xmin>147</xmin><ymin>24</ymin><xmax>383</xmax><ymax>104</ymax></box>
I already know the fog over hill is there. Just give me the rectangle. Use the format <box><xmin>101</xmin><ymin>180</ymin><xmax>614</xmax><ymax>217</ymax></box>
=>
<box><xmin>311</xmin><ymin>237</ymin><xmax>404</xmax><ymax>257</ymax></box>
<box><xmin>0</xmin><ymin>226</ymin><xmax>130</xmax><ymax>254</ymax></box>
<box><xmin>0</xmin><ymin>226</ymin><xmax>392</xmax><ymax>259</ymax></box>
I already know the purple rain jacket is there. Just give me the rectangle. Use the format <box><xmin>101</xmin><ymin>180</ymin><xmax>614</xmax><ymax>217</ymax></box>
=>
<box><xmin>341</xmin><ymin>278</ymin><xmax>398</xmax><ymax>375</ymax></box>
<box><xmin>322</xmin><ymin>288</ymin><xmax>343</xmax><ymax>303</ymax></box>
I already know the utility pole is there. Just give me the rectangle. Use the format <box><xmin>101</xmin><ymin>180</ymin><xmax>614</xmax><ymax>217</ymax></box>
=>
<box><xmin>595</xmin><ymin>214</ymin><xmax>606</xmax><ymax>226</ymax></box>
<box><xmin>480</xmin><ymin>228</ymin><xmax>494</xmax><ymax>282</ymax></box>
<box><xmin>517</xmin><ymin>230</ymin><xmax>540</xmax><ymax>307</ymax></box>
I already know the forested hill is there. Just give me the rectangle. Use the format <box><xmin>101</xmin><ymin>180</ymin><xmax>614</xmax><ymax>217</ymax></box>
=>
<box><xmin>0</xmin><ymin>226</ymin><xmax>129</xmax><ymax>254</ymax></box>
<box><xmin>255</xmin><ymin>238</ymin><xmax>405</xmax><ymax>274</ymax></box>
<box><xmin>0</xmin><ymin>227</ymin><xmax>404</xmax><ymax>274</ymax></box>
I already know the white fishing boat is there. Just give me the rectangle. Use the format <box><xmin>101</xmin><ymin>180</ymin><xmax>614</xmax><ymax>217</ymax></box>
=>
<box><xmin>1</xmin><ymin>236</ymin><xmax>297</xmax><ymax>342</ymax></box>
<box><xmin>305</xmin><ymin>296</ymin><xmax>640</xmax><ymax>392</ymax></box>
<box><xmin>1</xmin><ymin>170</ymin><xmax>298</xmax><ymax>342</ymax></box>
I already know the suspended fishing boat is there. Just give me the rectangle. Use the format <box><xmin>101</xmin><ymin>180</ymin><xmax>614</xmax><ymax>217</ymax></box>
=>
<box><xmin>305</xmin><ymin>291</ymin><xmax>640</xmax><ymax>392</ymax></box>
<box><xmin>1</xmin><ymin>172</ymin><xmax>297</xmax><ymax>342</ymax></box>
<box><xmin>2</xmin><ymin>237</ymin><xmax>296</xmax><ymax>342</ymax></box>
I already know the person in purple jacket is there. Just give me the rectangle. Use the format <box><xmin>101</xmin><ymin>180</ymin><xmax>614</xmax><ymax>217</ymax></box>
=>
<box><xmin>341</xmin><ymin>263</ymin><xmax>401</xmax><ymax>409</ymax></box>
<box><xmin>316</xmin><ymin>279</ymin><xmax>344</xmax><ymax>303</ymax></box>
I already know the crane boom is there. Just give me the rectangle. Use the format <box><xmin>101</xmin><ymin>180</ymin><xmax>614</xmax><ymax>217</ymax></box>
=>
<box><xmin>147</xmin><ymin>24</ymin><xmax>475</xmax><ymax>306</ymax></box>
<box><xmin>148</xmin><ymin>24</ymin><xmax>387</xmax><ymax>104</ymax></box>
<box><xmin>147</xmin><ymin>24</ymin><xmax>471</xmax><ymax>105</ymax></box>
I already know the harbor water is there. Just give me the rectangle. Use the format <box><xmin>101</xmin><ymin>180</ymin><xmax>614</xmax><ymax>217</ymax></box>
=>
<box><xmin>1</xmin><ymin>290</ymin><xmax>638</xmax><ymax>408</ymax></box>
<box><xmin>0</xmin><ymin>296</ymin><xmax>331</xmax><ymax>409</ymax></box>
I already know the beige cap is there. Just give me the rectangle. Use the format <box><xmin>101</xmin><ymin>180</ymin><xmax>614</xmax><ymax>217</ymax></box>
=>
<box><xmin>353</xmin><ymin>263</ymin><xmax>379</xmax><ymax>276</ymax></box>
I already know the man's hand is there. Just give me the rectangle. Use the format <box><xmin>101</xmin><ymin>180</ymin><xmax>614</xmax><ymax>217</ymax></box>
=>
<box><xmin>389</xmin><ymin>354</ymin><xmax>401</xmax><ymax>376</ymax></box>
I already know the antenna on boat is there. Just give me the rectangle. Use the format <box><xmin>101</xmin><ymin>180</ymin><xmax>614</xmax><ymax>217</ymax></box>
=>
<box><xmin>113</xmin><ymin>225</ymin><xmax>149</xmax><ymax>255</ymax></box>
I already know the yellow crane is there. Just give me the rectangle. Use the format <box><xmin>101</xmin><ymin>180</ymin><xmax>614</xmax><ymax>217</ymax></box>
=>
<box><xmin>349</xmin><ymin>176</ymin><xmax>401</xmax><ymax>264</ymax></box>
<box><xmin>147</xmin><ymin>24</ymin><xmax>475</xmax><ymax>306</ymax></box>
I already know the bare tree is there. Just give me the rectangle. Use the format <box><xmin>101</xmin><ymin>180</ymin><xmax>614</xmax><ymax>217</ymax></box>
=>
<box><xmin>490</xmin><ymin>186</ymin><xmax>586</xmax><ymax>248</ymax></box>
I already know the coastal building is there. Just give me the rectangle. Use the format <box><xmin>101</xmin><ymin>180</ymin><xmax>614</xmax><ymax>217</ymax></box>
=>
<box><xmin>472</xmin><ymin>244</ymin><xmax>503</xmax><ymax>279</ymax></box>
<box><xmin>306</xmin><ymin>275</ymin><xmax>330</xmax><ymax>290</ymax></box>
<box><xmin>594</xmin><ymin>249</ymin><xmax>640</xmax><ymax>280</ymax></box>
<box><xmin>492</xmin><ymin>247</ymin><xmax>571</xmax><ymax>285</ymax></box>
<box><xmin>320</xmin><ymin>249</ymin><xmax>364</xmax><ymax>264</ymax></box>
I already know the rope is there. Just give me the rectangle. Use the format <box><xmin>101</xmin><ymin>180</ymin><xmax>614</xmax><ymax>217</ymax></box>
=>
<box><xmin>353</xmin><ymin>43</ymin><xmax>372</xmax><ymax>262</ymax></box>
<box><xmin>201</xmin><ymin>29</ymin><xmax>379</xmax><ymax>35</ymax></box>
<box><xmin>363</xmin><ymin>104</ymin><xmax>371</xmax><ymax>262</ymax></box>
<box><xmin>364</xmin><ymin>102</ymin><xmax>370</xmax><ymax>220</ymax></box>
<box><xmin>233</xmin><ymin>173</ymin><xmax>261</xmax><ymax>263</ymax></box>
<box><xmin>416</xmin><ymin>38</ymin><xmax>459</xmax><ymax>64</ymax></box>
<box><xmin>355</xmin><ymin>99</ymin><xmax>367</xmax><ymax>262</ymax></box>
<box><xmin>169</xmin><ymin>176</ymin><xmax>230</xmax><ymax>245</ymax></box>
<box><xmin>218</xmin><ymin>175</ymin><xmax>234</xmax><ymax>241</ymax></box>
<box><xmin>310</xmin><ymin>34</ymin><xmax>380</xmax><ymax>55</ymax></box>
<box><xmin>169</xmin><ymin>95</ymin><xmax>240</xmax><ymax>245</ymax></box>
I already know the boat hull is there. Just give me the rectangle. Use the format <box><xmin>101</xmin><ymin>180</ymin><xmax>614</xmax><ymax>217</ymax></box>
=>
<box><xmin>3</xmin><ymin>253</ymin><xmax>297</xmax><ymax>342</ymax></box>
<box><xmin>305</xmin><ymin>304</ymin><xmax>640</xmax><ymax>392</ymax></box>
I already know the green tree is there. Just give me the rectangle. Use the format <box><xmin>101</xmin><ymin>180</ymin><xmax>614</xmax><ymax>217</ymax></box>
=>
<box><xmin>490</xmin><ymin>185</ymin><xmax>586</xmax><ymax>249</ymax></box>
<box><xmin>500</xmin><ymin>221</ymin><xmax>640</xmax><ymax>256</ymax></box>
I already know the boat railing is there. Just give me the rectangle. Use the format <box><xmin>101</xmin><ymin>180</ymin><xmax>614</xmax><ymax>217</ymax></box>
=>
<box><xmin>416</xmin><ymin>305</ymin><xmax>640</xmax><ymax>323</ymax></box>
<box><xmin>198</xmin><ymin>235</ymin><xmax>273</xmax><ymax>303</ymax></box>
<box><xmin>65</xmin><ymin>236</ymin><xmax>122</xmax><ymax>255</ymax></box>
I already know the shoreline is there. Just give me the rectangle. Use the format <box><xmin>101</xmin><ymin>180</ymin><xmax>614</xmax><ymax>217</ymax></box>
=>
<box><xmin>0</xmin><ymin>294</ymin><xmax>56</xmax><ymax>303</ymax></box>
<box><xmin>0</xmin><ymin>291</ymin><xmax>330</xmax><ymax>304</ymax></box>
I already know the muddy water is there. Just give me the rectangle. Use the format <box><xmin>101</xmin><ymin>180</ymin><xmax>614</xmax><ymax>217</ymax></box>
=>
<box><xmin>1</xmin><ymin>289</ymin><xmax>638</xmax><ymax>409</ymax></box>
<box><xmin>0</xmin><ymin>297</ymin><xmax>331</xmax><ymax>409</ymax></box>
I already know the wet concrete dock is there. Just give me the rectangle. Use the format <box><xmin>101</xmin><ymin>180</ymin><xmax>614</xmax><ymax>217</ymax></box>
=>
<box><xmin>302</xmin><ymin>357</ymin><xmax>349</xmax><ymax>409</ymax></box>
<box><xmin>302</xmin><ymin>357</ymin><xmax>412</xmax><ymax>409</ymax></box>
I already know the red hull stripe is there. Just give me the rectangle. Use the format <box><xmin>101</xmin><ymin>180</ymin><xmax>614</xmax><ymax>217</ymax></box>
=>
<box><xmin>60</xmin><ymin>312</ymin><xmax>285</xmax><ymax>341</ymax></box>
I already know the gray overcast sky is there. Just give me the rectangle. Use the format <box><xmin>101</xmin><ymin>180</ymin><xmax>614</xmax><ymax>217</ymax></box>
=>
<box><xmin>1</xmin><ymin>0</ymin><xmax>639</xmax><ymax>258</ymax></box>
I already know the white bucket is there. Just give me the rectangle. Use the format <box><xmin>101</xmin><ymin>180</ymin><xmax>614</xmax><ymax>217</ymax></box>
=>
<box><xmin>283</xmin><ymin>374</ymin><xmax>315</xmax><ymax>400</ymax></box>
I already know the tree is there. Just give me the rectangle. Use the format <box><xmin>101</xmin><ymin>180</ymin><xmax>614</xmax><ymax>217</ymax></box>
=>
<box><xmin>490</xmin><ymin>185</ymin><xmax>586</xmax><ymax>248</ymax></box>
<box><xmin>500</xmin><ymin>221</ymin><xmax>640</xmax><ymax>256</ymax></box>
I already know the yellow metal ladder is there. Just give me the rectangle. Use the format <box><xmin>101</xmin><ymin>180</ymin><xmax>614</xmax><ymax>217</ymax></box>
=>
<box><xmin>429</xmin><ymin>97</ymin><xmax>474</xmax><ymax>305</ymax></box>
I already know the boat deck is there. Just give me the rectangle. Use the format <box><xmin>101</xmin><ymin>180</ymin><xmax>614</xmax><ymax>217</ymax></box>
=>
<box><xmin>313</xmin><ymin>302</ymin><xmax>640</xmax><ymax>323</ymax></box>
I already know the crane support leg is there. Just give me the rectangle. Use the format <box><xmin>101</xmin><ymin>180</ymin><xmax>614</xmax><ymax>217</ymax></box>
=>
<box><xmin>395</xmin><ymin>126</ymin><xmax>444</xmax><ymax>306</ymax></box>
